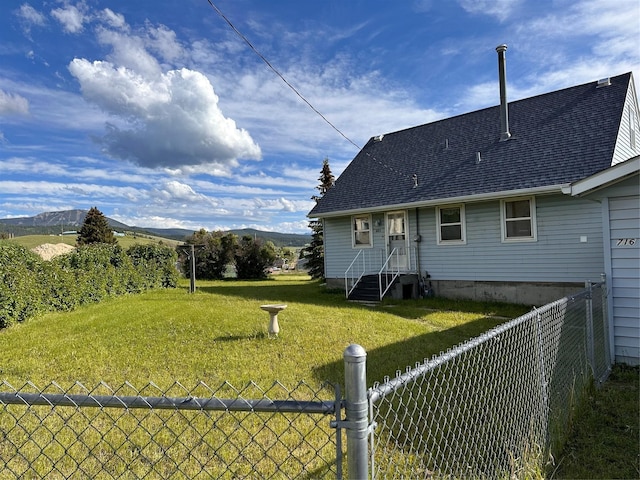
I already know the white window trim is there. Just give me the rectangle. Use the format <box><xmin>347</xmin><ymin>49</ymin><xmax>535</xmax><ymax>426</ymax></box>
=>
<box><xmin>436</xmin><ymin>204</ymin><xmax>467</xmax><ymax>245</ymax></box>
<box><xmin>500</xmin><ymin>196</ymin><xmax>538</xmax><ymax>242</ymax></box>
<box><xmin>352</xmin><ymin>214</ymin><xmax>373</xmax><ymax>248</ymax></box>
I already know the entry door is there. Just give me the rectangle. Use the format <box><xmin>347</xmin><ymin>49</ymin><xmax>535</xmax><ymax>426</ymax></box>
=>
<box><xmin>386</xmin><ymin>211</ymin><xmax>408</xmax><ymax>269</ymax></box>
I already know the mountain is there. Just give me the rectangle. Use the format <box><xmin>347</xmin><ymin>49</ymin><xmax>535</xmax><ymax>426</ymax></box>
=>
<box><xmin>0</xmin><ymin>209</ymin><xmax>130</xmax><ymax>230</ymax></box>
<box><xmin>0</xmin><ymin>210</ymin><xmax>311</xmax><ymax>247</ymax></box>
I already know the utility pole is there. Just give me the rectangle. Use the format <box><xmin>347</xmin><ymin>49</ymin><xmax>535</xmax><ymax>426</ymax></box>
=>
<box><xmin>177</xmin><ymin>244</ymin><xmax>204</xmax><ymax>293</ymax></box>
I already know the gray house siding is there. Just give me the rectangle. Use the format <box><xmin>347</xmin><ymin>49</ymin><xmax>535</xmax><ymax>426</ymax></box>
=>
<box><xmin>582</xmin><ymin>173</ymin><xmax>640</xmax><ymax>366</ymax></box>
<box><xmin>418</xmin><ymin>195</ymin><xmax>604</xmax><ymax>282</ymax></box>
<box><xmin>324</xmin><ymin>194</ymin><xmax>605</xmax><ymax>304</ymax></box>
<box><xmin>608</xmin><ymin>195</ymin><xmax>640</xmax><ymax>365</ymax></box>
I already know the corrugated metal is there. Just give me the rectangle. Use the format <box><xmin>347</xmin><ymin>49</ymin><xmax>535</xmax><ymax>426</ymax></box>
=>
<box><xmin>609</xmin><ymin>195</ymin><xmax>640</xmax><ymax>365</ymax></box>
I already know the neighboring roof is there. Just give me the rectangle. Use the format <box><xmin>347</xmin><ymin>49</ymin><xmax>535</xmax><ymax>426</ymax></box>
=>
<box><xmin>310</xmin><ymin>72</ymin><xmax>633</xmax><ymax>217</ymax></box>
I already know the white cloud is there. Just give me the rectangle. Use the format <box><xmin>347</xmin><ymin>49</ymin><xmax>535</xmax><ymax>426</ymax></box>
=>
<box><xmin>154</xmin><ymin>180</ymin><xmax>220</xmax><ymax>207</ymax></box>
<box><xmin>15</xmin><ymin>3</ymin><xmax>47</xmax><ymax>33</ymax></box>
<box><xmin>100</xmin><ymin>8</ymin><xmax>126</xmax><ymax>30</ymax></box>
<box><xmin>51</xmin><ymin>2</ymin><xmax>88</xmax><ymax>34</ymax></box>
<box><xmin>209</xmin><ymin>60</ymin><xmax>443</xmax><ymax>159</ymax></box>
<box><xmin>96</xmin><ymin>27</ymin><xmax>162</xmax><ymax>77</ymax></box>
<box><xmin>147</xmin><ymin>25</ymin><xmax>184</xmax><ymax>63</ymax></box>
<box><xmin>0</xmin><ymin>89</ymin><xmax>30</xmax><ymax>116</ymax></box>
<box><xmin>458</xmin><ymin>0</ymin><xmax>523</xmax><ymax>22</ymax></box>
<box><xmin>68</xmin><ymin>59</ymin><xmax>261</xmax><ymax>170</ymax></box>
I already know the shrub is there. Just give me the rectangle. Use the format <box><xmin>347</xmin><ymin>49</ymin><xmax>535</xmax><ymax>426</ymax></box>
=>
<box><xmin>0</xmin><ymin>243</ymin><xmax>45</xmax><ymax>328</ymax></box>
<box><xmin>127</xmin><ymin>244</ymin><xmax>178</xmax><ymax>288</ymax></box>
<box><xmin>234</xmin><ymin>236</ymin><xmax>276</xmax><ymax>280</ymax></box>
<box><xmin>0</xmin><ymin>241</ymin><xmax>178</xmax><ymax>329</ymax></box>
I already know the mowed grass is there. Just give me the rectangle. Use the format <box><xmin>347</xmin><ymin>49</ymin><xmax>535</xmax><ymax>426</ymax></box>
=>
<box><xmin>0</xmin><ymin>276</ymin><xmax>529</xmax><ymax>477</ymax></box>
<box><xmin>0</xmin><ymin>275</ymin><xmax>635</xmax><ymax>478</ymax></box>
<box><xmin>0</xmin><ymin>275</ymin><xmax>527</xmax><ymax>390</ymax></box>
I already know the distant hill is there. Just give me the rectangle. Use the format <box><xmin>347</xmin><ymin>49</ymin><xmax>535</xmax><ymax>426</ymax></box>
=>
<box><xmin>0</xmin><ymin>210</ymin><xmax>311</xmax><ymax>247</ymax></box>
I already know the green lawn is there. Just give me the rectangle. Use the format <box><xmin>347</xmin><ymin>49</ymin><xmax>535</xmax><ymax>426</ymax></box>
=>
<box><xmin>0</xmin><ymin>276</ymin><xmax>634</xmax><ymax>479</ymax></box>
<box><xmin>0</xmin><ymin>275</ymin><xmax>526</xmax><ymax>389</ymax></box>
<box><xmin>0</xmin><ymin>276</ymin><xmax>528</xmax><ymax>478</ymax></box>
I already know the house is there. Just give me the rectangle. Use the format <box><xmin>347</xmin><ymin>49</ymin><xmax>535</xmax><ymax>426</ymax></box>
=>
<box><xmin>308</xmin><ymin>46</ymin><xmax>639</xmax><ymax>365</ymax></box>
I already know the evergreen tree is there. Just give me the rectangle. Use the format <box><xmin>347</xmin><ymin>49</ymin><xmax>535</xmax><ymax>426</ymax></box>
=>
<box><xmin>301</xmin><ymin>158</ymin><xmax>334</xmax><ymax>280</ymax></box>
<box><xmin>76</xmin><ymin>207</ymin><xmax>116</xmax><ymax>246</ymax></box>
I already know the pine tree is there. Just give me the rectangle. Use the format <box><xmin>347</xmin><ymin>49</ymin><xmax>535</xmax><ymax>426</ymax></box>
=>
<box><xmin>301</xmin><ymin>158</ymin><xmax>334</xmax><ymax>280</ymax></box>
<box><xmin>76</xmin><ymin>207</ymin><xmax>116</xmax><ymax>246</ymax></box>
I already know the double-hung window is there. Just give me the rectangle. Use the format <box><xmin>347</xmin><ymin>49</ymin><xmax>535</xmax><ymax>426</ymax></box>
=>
<box><xmin>352</xmin><ymin>214</ymin><xmax>372</xmax><ymax>247</ymax></box>
<box><xmin>501</xmin><ymin>197</ymin><xmax>537</xmax><ymax>241</ymax></box>
<box><xmin>437</xmin><ymin>205</ymin><xmax>466</xmax><ymax>244</ymax></box>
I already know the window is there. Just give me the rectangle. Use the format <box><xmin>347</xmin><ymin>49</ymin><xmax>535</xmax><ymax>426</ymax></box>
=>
<box><xmin>352</xmin><ymin>214</ymin><xmax>372</xmax><ymax>247</ymax></box>
<box><xmin>501</xmin><ymin>197</ymin><xmax>537</xmax><ymax>241</ymax></box>
<box><xmin>437</xmin><ymin>205</ymin><xmax>466</xmax><ymax>244</ymax></box>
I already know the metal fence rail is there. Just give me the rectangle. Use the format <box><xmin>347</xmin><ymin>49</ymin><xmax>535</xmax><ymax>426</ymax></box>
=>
<box><xmin>0</xmin><ymin>380</ymin><xmax>340</xmax><ymax>479</ymax></box>
<box><xmin>367</xmin><ymin>280</ymin><xmax>610</xmax><ymax>479</ymax></box>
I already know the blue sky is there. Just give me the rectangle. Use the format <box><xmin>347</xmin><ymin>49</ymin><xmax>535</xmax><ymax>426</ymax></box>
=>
<box><xmin>1</xmin><ymin>0</ymin><xmax>638</xmax><ymax>233</ymax></box>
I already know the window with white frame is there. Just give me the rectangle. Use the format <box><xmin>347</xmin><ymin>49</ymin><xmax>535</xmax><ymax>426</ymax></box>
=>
<box><xmin>352</xmin><ymin>214</ymin><xmax>372</xmax><ymax>247</ymax></box>
<box><xmin>501</xmin><ymin>197</ymin><xmax>537</xmax><ymax>241</ymax></box>
<box><xmin>437</xmin><ymin>205</ymin><xmax>466</xmax><ymax>244</ymax></box>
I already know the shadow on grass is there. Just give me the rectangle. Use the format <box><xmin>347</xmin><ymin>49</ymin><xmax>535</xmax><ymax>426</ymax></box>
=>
<box><xmin>195</xmin><ymin>279</ymin><xmax>346</xmax><ymax>307</ymax></box>
<box><xmin>194</xmin><ymin>279</ymin><xmax>529</xmax><ymax>321</ymax></box>
<box><xmin>312</xmin><ymin>314</ymin><xmax>508</xmax><ymax>387</ymax></box>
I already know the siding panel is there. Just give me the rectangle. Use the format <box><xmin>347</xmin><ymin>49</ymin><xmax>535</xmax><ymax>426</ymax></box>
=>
<box><xmin>612</xmin><ymin>81</ymin><xmax>639</xmax><ymax>165</ymax></box>
<box><xmin>609</xmin><ymin>194</ymin><xmax>640</xmax><ymax>365</ymax></box>
<box><xmin>418</xmin><ymin>195</ymin><xmax>604</xmax><ymax>282</ymax></box>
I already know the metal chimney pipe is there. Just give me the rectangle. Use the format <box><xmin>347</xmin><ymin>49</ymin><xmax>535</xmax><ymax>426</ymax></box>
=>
<box><xmin>496</xmin><ymin>44</ymin><xmax>511</xmax><ymax>141</ymax></box>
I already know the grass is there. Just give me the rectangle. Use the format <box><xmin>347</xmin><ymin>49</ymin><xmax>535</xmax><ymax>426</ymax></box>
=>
<box><xmin>0</xmin><ymin>275</ymin><xmax>527</xmax><ymax>388</ymax></box>
<box><xmin>550</xmin><ymin>364</ymin><xmax>640</xmax><ymax>479</ymax></box>
<box><xmin>7</xmin><ymin>233</ymin><xmax>181</xmax><ymax>250</ymax></box>
<box><xmin>1</xmin><ymin>275</ymin><xmax>634</xmax><ymax>478</ymax></box>
<box><xmin>0</xmin><ymin>275</ymin><xmax>529</xmax><ymax>478</ymax></box>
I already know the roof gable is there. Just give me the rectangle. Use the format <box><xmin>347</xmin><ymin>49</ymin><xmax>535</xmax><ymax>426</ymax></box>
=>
<box><xmin>310</xmin><ymin>72</ymin><xmax>633</xmax><ymax>217</ymax></box>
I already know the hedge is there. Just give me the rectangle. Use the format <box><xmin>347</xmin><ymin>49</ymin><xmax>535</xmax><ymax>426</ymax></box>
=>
<box><xmin>0</xmin><ymin>242</ymin><xmax>178</xmax><ymax>329</ymax></box>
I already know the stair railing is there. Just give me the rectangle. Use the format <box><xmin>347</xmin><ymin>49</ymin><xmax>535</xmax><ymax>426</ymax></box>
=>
<box><xmin>345</xmin><ymin>250</ymin><xmax>366</xmax><ymax>298</ymax></box>
<box><xmin>378</xmin><ymin>248</ymin><xmax>400</xmax><ymax>300</ymax></box>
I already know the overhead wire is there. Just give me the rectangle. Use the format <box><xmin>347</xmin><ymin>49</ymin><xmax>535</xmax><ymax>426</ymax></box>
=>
<box><xmin>204</xmin><ymin>0</ymin><xmax>415</xmax><ymax>182</ymax></box>
<box><xmin>205</xmin><ymin>0</ymin><xmax>361</xmax><ymax>151</ymax></box>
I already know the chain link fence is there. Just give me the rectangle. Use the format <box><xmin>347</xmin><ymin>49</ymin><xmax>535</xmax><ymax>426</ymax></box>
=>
<box><xmin>1</xmin><ymin>280</ymin><xmax>610</xmax><ymax>479</ymax></box>
<box><xmin>368</xmin><ymin>280</ymin><xmax>610</xmax><ymax>479</ymax></box>
<box><xmin>0</xmin><ymin>380</ymin><xmax>341</xmax><ymax>479</ymax></box>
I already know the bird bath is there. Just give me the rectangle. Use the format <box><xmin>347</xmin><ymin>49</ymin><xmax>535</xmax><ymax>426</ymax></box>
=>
<box><xmin>260</xmin><ymin>304</ymin><xmax>287</xmax><ymax>337</ymax></box>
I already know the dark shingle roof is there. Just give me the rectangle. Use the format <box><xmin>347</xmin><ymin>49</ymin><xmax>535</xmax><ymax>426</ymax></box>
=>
<box><xmin>310</xmin><ymin>72</ymin><xmax>632</xmax><ymax>217</ymax></box>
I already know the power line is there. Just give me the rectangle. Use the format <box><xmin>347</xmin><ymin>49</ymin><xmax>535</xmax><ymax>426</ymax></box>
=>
<box><xmin>204</xmin><ymin>1</ymin><xmax>414</xmax><ymax>183</ymax></box>
<box><xmin>205</xmin><ymin>0</ymin><xmax>361</xmax><ymax>151</ymax></box>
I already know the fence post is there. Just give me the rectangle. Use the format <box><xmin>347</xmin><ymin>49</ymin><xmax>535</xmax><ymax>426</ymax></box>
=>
<box><xmin>585</xmin><ymin>280</ymin><xmax>595</xmax><ymax>374</ymax></box>
<box><xmin>600</xmin><ymin>273</ymin><xmax>612</xmax><ymax>370</ymax></box>
<box><xmin>343</xmin><ymin>344</ymin><xmax>369</xmax><ymax>480</ymax></box>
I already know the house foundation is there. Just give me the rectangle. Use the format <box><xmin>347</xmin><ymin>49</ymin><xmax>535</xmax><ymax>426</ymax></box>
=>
<box><xmin>328</xmin><ymin>277</ymin><xmax>584</xmax><ymax>306</ymax></box>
